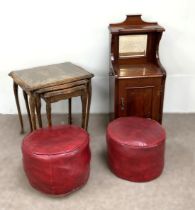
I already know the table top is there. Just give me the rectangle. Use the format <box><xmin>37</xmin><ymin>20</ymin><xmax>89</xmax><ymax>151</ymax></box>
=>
<box><xmin>9</xmin><ymin>62</ymin><xmax>93</xmax><ymax>91</ymax></box>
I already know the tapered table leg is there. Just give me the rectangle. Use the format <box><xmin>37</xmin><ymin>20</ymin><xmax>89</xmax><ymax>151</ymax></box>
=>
<box><xmin>46</xmin><ymin>102</ymin><xmax>52</xmax><ymax>127</ymax></box>
<box><xmin>29</xmin><ymin>94</ymin><xmax>37</xmax><ymax>130</ymax></box>
<box><xmin>68</xmin><ymin>98</ymin><xmax>72</xmax><ymax>124</ymax></box>
<box><xmin>81</xmin><ymin>92</ymin><xmax>87</xmax><ymax>129</ymax></box>
<box><xmin>36</xmin><ymin>96</ymin><xmax>42</xmax><ymax>128</ymax></box>
<box><xmin>84</xmin><ymin>79</ymin><xmax>92</xmax><ymax>130</ymax></box>
<box><xmin>13</xmin><ymin>82</ymin><xmax>24</xmax><ymax>134</ymax></box>
<box><xmin>23</xmin><ymin>90</ymin><xmax>33</xmax><ymax>132</ymax></box>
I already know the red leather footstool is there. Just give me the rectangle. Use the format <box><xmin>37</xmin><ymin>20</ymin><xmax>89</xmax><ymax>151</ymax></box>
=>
<box><xmin>107</xmin><ymin>117</ymin><xmax>166</xmax><ymax>182</ymax></box>
<box><xmin>22</xmin><ymin>125</ymin><xmax>90</xmax><ymax>195</ymax></box>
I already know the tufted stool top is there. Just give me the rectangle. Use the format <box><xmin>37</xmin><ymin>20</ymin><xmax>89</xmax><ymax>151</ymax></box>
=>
<box><xmin>22</xmin><ymin>125</ymin><xmax>89</xmax><ymax>155</ymax></box>
<box><xmin>107</xmin><ymin>117</ymin><xmax>166</xmax><ymax>148</ymax></box>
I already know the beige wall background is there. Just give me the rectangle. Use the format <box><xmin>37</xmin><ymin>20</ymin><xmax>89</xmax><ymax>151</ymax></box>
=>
<box><xmin>0</xmin><ymin>0</ymin><xmax>195</xmax><ymax>114</ymax></box>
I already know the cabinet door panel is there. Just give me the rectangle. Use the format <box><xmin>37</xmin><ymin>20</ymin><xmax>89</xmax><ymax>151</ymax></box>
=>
<box><xmin>126</xmin><ymin>86</ymin><xmax>153</xmax><ymax>118</ymax></box>
<box><xmin>117</xmin><ymin>78</ymin><xmax>162</xmax><ymax>122</ymax></box>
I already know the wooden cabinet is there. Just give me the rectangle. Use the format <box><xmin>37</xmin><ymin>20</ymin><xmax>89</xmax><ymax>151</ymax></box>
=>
<box><xmin>109</xmin><ymin>15</ymin><xmax>166</xmax><ymax>123</ymax></box>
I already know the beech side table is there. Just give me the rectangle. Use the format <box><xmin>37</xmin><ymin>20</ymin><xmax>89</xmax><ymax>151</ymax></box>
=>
<box><xmin>9</xmin><ymin>62</ymin><xmax>94</xmax><ymax>133</ymax></box>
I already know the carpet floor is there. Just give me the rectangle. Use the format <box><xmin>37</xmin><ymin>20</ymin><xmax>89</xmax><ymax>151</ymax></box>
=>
<box><xmin>0</xmin><ymin>114</ymin><xmax>195</xmax><ymax>210</ymax></box>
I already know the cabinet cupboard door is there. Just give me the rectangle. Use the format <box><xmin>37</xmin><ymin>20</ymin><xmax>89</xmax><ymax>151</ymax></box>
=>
<box><xmin>118</xmin><ymin>85</ymin><xmax>160</xmax><ymax>120</ymax></box>
<box><xmin>126</xmin><ymin>86</ymin><xmax>153</xmax><ymax>118</ymax></box>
